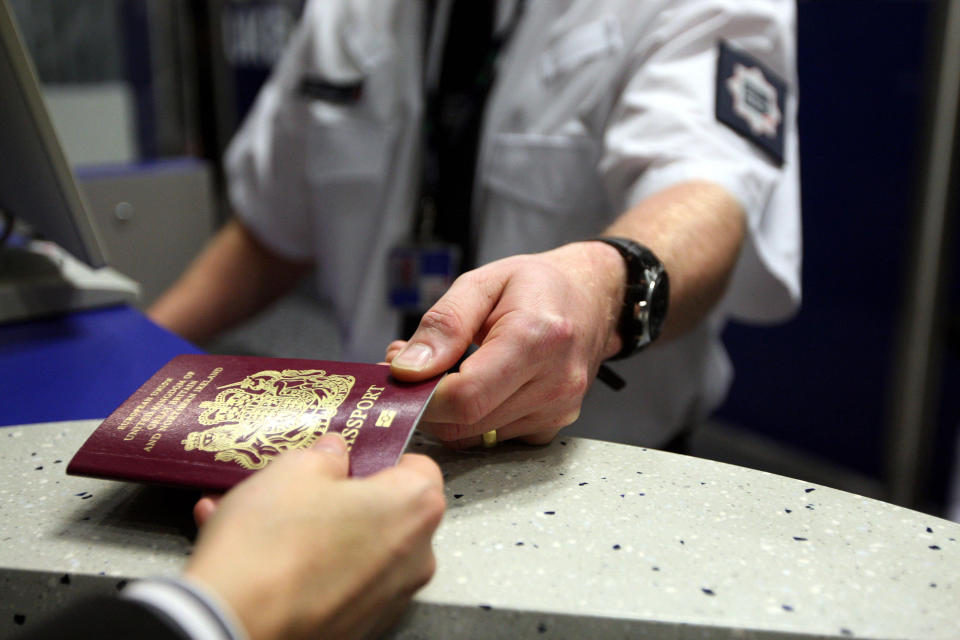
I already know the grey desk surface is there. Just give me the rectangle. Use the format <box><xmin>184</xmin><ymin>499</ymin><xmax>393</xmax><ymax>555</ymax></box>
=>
<box><xmin>1</xmin><ymin>420</ymin><xmax>958</xmax><ymax>640</ymax></box>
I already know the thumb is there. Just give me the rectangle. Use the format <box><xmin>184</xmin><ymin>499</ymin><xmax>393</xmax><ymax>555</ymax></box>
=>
<box><xmin>296</xmin><ymin>431</ymin><xmax>351</xmax><ymax>479</ymax></box>
<box><xmin>390</xmin><ymin>271</ymin><xmax>503</xmax><ymax>381</ymax></box>
<box><xmin>194</xmin><ymin>433</ymin><xmax>349</xmax><ymax>527</ymax></box>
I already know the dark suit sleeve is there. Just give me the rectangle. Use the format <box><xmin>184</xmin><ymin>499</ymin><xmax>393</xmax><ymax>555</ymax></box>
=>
<box><xmin>13</xmin><ymin>595</ymin><xmax>193</xmax><ymax>640</ymax></box>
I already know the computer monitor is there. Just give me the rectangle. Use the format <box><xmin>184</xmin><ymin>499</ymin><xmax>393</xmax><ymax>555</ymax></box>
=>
<box><xmin>0</xmin><ymin>0</ymin><xmax>138</xmax><ymax>322</ymax></box>
<box><xmin>0</xmin><ymin>0</ymin><xmax>108</xmax><ymax>267</ymax></box>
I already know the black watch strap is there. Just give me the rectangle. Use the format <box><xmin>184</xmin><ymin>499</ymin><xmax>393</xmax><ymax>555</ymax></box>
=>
<box><xmin>593</xmin><ymin>237</ymin><xmax>670</xmax><ymax>360</ymax></box>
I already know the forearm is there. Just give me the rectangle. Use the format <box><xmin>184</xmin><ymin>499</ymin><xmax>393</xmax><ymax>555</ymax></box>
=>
<box><xmin>147</xmin><ymin>218</ymin><xmax>312</xmax><ymax>344</ymax></box>
<box><xmin>597</xmin><ymin>179</ymin><xmax>746</xmax><ymax>343</ymax></box>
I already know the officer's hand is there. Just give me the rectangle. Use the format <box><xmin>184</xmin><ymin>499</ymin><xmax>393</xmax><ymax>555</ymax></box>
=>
<box><xmin>386</xmin><ymin>242</ymin><xmax>624</xmax><ymax>447</ymax></box>
<box><xmin>184</xmin><ymin>433</ymin><xmax>445</xmax><ymax>640</ymax></box>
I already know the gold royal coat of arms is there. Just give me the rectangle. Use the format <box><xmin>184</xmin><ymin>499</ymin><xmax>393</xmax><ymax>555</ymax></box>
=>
<box><xmin>182</xmin><ymin>369</ymin><xmax>355</xmax><ymax>469</ymax></box>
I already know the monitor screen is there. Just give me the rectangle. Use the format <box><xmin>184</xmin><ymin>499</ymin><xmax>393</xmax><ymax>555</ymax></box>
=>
<box><xmin>0</xmin><ymin>0</ymin><xmax>108</xmax><ymax>268</ymax></box>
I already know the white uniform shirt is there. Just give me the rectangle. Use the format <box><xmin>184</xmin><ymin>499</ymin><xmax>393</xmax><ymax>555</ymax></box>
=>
<box><xmin>225</xmin><ymin>0</ymin><xmax>801</xmax><ymax>447</ymax></box>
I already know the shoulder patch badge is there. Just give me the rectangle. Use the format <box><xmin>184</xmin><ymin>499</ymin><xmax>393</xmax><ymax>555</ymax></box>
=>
<box><xmin>716</xmin><ymin>40</ymin><xmax>787</xmax><ymax>166</ymax></box>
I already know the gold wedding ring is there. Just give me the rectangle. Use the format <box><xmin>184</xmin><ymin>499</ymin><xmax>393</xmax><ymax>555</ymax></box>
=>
<box><xmin>482</xmin><ymin>429</ymin><xmax>498</xmax><ymax>448</ymax></box>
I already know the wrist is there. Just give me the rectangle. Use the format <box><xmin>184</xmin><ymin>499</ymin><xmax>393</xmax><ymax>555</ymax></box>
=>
<box><xmin>567</xmin><ymin>241</ymin><xmax>627</xmax><ymax>359</ymax></box>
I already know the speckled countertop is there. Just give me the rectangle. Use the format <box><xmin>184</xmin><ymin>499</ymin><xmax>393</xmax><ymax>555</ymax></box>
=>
<box><xmin>1</xmin><ymin>420</ymin><xmax>958</xmax><ymax>639</ymax></box>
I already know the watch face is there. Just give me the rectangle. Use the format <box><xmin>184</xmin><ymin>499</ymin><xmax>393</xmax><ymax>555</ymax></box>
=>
<box><xmin>646</xmin><ymin>265</ymin><xmax>669</xmax><ymax>342</ymax></box>
<box><xmin>632</xmin><ymin>265</ymin><xmax>668</xmax><ymax>347</ymax></box>
<box><xmin>593</xmin><ymin>237</ymin><xmax>669</xmax><ymax>358</ymax></box>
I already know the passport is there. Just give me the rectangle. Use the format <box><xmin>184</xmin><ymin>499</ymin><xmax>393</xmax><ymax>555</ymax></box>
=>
<box><xmin>67</xmin><ymin>354</ymin><xmax>441</xmax><ymax>492</ymax></box>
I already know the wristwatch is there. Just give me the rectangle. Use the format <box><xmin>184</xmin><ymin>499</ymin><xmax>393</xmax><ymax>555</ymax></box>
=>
<box><xmin>593</xmin><ymin>237</ymin><xmax>670</xmax><ymax>360</ymax></box>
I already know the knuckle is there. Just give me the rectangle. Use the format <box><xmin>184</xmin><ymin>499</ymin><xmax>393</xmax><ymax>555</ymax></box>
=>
<box><xmin>419</xmin><ymin>302</ymin><xmax>466</xmax><ymax>339</ymax></box>
<box><xmin>397</xmin><ymin>478</ymin><xmax>446</xmax><ymax>524</ymax></box>
<box><xmin>522</xmin><ymin>428</ymin><xmax>561</xmax><ymax>445</ymax></box>
<box><xmin>544</xmin><ymin>314</ymin><xmax>577</xmax><ymax>345</ymax></box>
<box><xmin>537</xmin><ymin>398</ymin><xmax>582</xmax><ymax>431</ymax></box>
<box><xmin>553</xmin><ymin>407</ymin><xmax>581</xmax><ymax>429</ymax></box>
<box><xmin>454</xmin><ymin>269</ymin><xmax>482</xmax><ymax>289</ymax></box>
<box><xmin>445</xmin><ymin>437</ymin><xmax>478</xmax><ymax>450</ymax></box>
<box><xmin>433</xmin><ymin>422</ymin><xmax>477</xmax><ymax>442</ymax></box>
<box><xmin>515</xmin><ymin>312</ymin><xmax>577</xmax><ymax>353</ymax></box>
<box><xmin>562</xmin><ymin>366</ymin><xmax>591</xmax><ymax>398</ymax></box>
<box><xmin>392</xmin><ymin>470</ymin><xmax>446</xmax><ymax>523</ymax></box>
<box><xmin>542</xmin><ymin>365</ymin><xmax>589</xmax><ymax>407</ymax></box>
<box><xmin>445</xmin><ymin>379</ymin><xmax>491</xmax><ymax>426</ymax></box>
<box><xmin>418</xmin><ymin>485</ymin><xmax>447</xmax><ymax>526</ymax></box>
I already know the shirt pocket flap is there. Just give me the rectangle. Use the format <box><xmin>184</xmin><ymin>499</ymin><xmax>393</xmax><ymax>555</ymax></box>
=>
<box><xmin>540</xmin><ymin>15</ymin><xmax>623</xmax><ymax>84</ymax></box>
<box><xmin>307</xmin><ymin>106</ymin><xmax>392</xmax><ymax>183</ymax></box>
<box><xmin>483</xmin><ymin>132</ymin><xmax>604</xmax><ymax>214</ymax></box>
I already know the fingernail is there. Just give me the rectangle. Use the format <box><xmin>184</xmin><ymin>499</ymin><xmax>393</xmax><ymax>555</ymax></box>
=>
<box><xmin>393</xmin><ymin>343</ymin><xmax>433</xmax><ymax>371</ymax></box>
<box><xmin>313</xmin><ymin>432</ymin><xmax>347</xmax><ymax>454</ymax></box>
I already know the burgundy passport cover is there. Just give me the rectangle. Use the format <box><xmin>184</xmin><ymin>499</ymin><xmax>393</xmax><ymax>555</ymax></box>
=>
<box><xmin>68</xmin><ymin>354</ymin><xmax>441</xmax><ymax>491</ymax></box>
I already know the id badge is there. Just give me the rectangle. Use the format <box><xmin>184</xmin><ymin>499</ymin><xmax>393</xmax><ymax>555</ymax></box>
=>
<box><xmin>388</xmin><ymin>243</ymin><xmax>461</xmax><ymax>311</ymax></box>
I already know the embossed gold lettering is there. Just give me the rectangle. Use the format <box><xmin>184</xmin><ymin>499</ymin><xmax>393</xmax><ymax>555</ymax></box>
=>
<box><xmin>181</xmin><ymin>369</ymin><xmax>355</xmax><ymax>469</ymax></box>
<box><xmin>144</xmin><ymin>432</ymin><xmax>162</xmax><ymax>452</ymax></box>
<box><xmin>336</xmin><ymin>385</ymin><xmax>387</xmax><ymax>450</ymax></box>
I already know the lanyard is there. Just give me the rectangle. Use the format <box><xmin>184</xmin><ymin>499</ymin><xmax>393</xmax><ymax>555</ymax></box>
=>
<box><xmin>414</xmin><ymin>0</ymin><xmax>527</xmax><ymax>244</ymax></box>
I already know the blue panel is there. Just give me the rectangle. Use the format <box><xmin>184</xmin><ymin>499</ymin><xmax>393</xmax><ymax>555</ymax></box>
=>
<box><xmin>0</xmin><ymin>306</ymin><xmax>203</xmax><ymax>427</ymax></box>
<box><xmin>716</xmin><ymin>1</ymin><xmax>933</xmax><ymax>479</ymax></box>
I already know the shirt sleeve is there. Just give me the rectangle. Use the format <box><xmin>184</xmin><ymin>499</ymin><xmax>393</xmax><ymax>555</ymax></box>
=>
<box><xmin>11</xmin><ymin>596</ymin><xmax>190</xmax><ymax>640</ymax></box>
<box><xmin>601</xmin><ymin>0</ymin><xmax>801</xmax><ymax>323</ymax></box>
<box><xmin>122</xmin><ymin>577</ymin><xmax>249</xmax><ymax>640</ymax></box>
<box><xmin>223</xmin><ymin>0</ymin><xmax>332</xmax><ymax>262</ymax></box>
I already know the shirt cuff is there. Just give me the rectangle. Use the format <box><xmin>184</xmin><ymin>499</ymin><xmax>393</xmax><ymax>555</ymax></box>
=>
<box><xmin>122</xmin><ymin>577</ymin><xmax>249</xmax><ymax>640</ymax></box>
